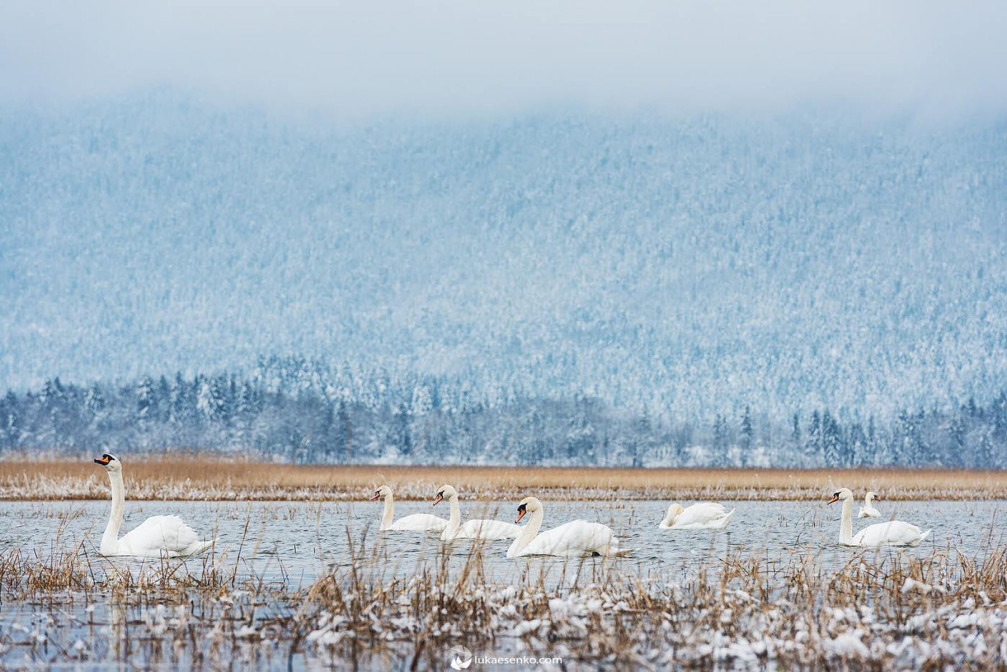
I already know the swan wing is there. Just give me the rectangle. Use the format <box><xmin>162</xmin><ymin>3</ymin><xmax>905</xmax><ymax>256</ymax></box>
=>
<box><xmin>388</xmin><ymin>514</ymin><xmax>448</xmax><ymax>531</ymax></box>
<box><xmin>858</xmin><ymin>505</ymin><xmax>881</xmax><ymax>518</ymax></box>
<box><xmin>852</xmin><ymin>520</ymin><xmax>927</xmax><ymax>547</ymax></box>
<box><xmin>672</xmin><ymin>503</ymin><xmax>733</xmax><ymax>529</ymax></box>
<box><xmin>456</xmin><ymin>519</ymin><xmax>522</xmax><ymax>540</ymax></box>
<box><xmin>707</xmin><ymin>508</ymin><xmax>735</xmax><ymax>529</ymax></box>
<box><xmin>519</xmin><ymin>521</ymin><xmax>620</xmax><ymax>557</ymax></box>
<box><xmin>117</xmin><ymin>515</ymin><xmax>211</xmax><ymax>557</ymax></box>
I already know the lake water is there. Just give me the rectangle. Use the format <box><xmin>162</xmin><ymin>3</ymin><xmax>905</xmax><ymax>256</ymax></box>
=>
<box><xmin>2</xmin><ymin>497</ymin><xmax>1004</xmax><ymax>584</ymax></box>
<box><xmin>1</xmin><ymin>498</ymin><xmax>1004</xmax><ymax>669</ymax></box>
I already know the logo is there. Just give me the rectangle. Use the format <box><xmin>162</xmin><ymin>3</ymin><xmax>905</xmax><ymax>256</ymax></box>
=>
<box><xmin>448</xmin><ymin>644</ymin><xmax>473</xmax><ymax>670</ymax></box>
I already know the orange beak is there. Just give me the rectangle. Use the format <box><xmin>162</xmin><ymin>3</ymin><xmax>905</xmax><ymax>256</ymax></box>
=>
<box><xmin>94</xmin><ymin>455</ymin><xmax>111</xmax><ymax>466</ymax></box>
<box><xmin>515</xmin><ymin>509</ymin><xmax>526</xmax><ymax>524</ymax></box>
<box><xmin>827</xmin><ymin>494</ymin><xmax>839</xmax><ymax>504</ymax></box>
<box><xmin>433</xmin><ymin>493</ymin><xmax>443</xmax><ymax>506</ymax></box>
<box><xmin>370</xmin><ymin>490</ymin><xmax>381</xmax><ymax>501</ymax></box>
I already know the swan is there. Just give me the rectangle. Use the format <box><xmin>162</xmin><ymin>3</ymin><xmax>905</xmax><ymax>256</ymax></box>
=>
<box><xmin>432</xmin><ymin>485</ymin><xmax>521</xmax><ymax>541</ymax></box>
<box><xmin>659</xmin><ymin>502</ymin><xmax>735</xmax><ymax>530</ymax></box>
<box><xmin>858</xmin><ymin>491</ymin><xmax>881</xmax><ymax>518</ymax></box>
<box><xmin>507</xmin><ymin>497</ymin><xmax>628</xmax><ymax>558</ymax></box>
<box><xmin>93</xmin><ymin>453</ymin><xmax>213</xmax><ymax>558</ymax></box>
<box><xmin>829</xmin><ymin>488</ymin><xmax>930</xmax><ymax>547</ymax></box>
<box><xmin>371</xmin><ymin>485</ymin><xmax>448</xmax><ymax>532</ymax></box>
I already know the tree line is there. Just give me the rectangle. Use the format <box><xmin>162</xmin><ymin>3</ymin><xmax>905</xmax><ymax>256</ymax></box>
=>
<box><xmin>1</xmin><ymin>365</ymin><xmax>1005</xmax><ymax>468</ymax></box>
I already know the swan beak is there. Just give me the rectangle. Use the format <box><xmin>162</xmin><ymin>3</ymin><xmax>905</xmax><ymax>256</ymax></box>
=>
<box><xmin>432</xmin><ymin>493</ymin><xmax>443</xmax><ymax>507</ymax></box>
<box><xmin>515</xmin><ymin>509</ymin><xmax>526</xmax><ymax>524</ymax></box>
<box><xmin>94</xmin><ymin>455</ymin><xmax>111</xmax><ymax>466</ymax></box>
<box><xmin>827</xmin><ymin>494</ymin><xmax>839</xmax><ymax>504</ymax></box>
<box><xmin>370</xmin><ymin>491</ymin><xmax>381</xmax><ymax>501</ymax></box>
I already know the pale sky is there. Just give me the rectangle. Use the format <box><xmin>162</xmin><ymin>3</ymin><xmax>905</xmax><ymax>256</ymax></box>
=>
<box><xmin>1</xmin><ymin>1</ymin><xmax>1006</xmax><ymax>121</ymax></box>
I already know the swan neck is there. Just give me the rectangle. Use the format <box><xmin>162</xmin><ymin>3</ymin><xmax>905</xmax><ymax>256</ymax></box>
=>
<box><xmin>661</xmin><ymin>507</ymin><xmax>676</xmax><ymax>528</ymax></box>
<box><xmin>102</xmin><ymin>469</ymin><xmax>125</xmax><ymax>553</ymax></box>
<box><xmin>511</xmin><ymin>506</ymin><xmax>544</xmax><ymax>554</ymax></box>
<box><xmin>840</xmin><ymin>497</ymin><xmax>853</xmax><ymax>544</ymax></box>
<box><xmin>447</xmin><ymin>494</ymin><xmax>461</xmax><ymax>534</ymax></box>
<box><xmin>381</xmin><ymin>494</ymin><xmax>394</xmax><ymax>530</ymax></box>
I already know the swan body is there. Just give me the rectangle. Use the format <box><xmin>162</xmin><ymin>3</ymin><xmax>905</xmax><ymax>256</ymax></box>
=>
<box><xmin>659</xmin><ymin>502</ymin><xmax>735</xmax><ymax>530</ymax></box>
<box><xmin>456</xmin><ymin>519</ymin><xmax>522</xmax><ymax>540</ymax></box>
<box><xmin>106</xmin><ymin>515</ymin><xmax>210</xmax><ymax>557</ymax></box>
<box><xmin>434</xmin><ymin>485</ymin><xmax>521</xmax><ymax>541</ymax></box>
<box><xmin>507</xmin><ymin>497</ymin><xmax>627</xmax><ymax>558</ymax></box>
<box><xmin>851</xmin><ymin>521</ymin><xmax>930</xmax><ymax>547</ymax></box>
<box><xmin>94</xmin><ymin>454</ymin><xmax>213</xmax><ymax>558</ymax></box>
<box><xmin>829</xmin><ymin>488</ymin><xmax>930</xmax><ymax>548</ymax></box>
<box><xmin>372</xmin><ymin>485</ymin><xmax>448</xmax><ymax>532</ymax></box>
<box><xmin>858</xmin><ymin>491</ymin><xmax>881</xmax><ymax>518</ymax></box>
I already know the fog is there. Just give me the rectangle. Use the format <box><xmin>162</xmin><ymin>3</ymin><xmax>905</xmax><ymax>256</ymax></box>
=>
<box><xmin>2</xmin><ymin>1</ymin><xmax>1005</xmax><ymax>121</ymax></box>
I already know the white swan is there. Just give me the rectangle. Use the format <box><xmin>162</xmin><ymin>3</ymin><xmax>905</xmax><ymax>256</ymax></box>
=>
<box><xmin>829</xmin><ymin>488</ymin><xmax>930</xmax><ymax>547</ymax></box>
<box><xmin>507</xmin><ymin>497</ymin><xmax>627</xmax><ymax>558</ymax></box>
<box><xmin>432</xmin><ymin>485</ymin><xmax>521</xmax><ymax>541</ymax></box>
<box><xmin>94</xmin><ymin>453</ymin><xmax>213</xmax><ymax>558</ymax></box>
<box><xmin>659</xmin><ymin>502</ymin><xmax>735</xmax><ymax>530</ymax></box>
<box><xmin>371</xmin><ymin>485</ymin><xmax>448</xmax><ymax>532</ymax></box>
<box><xmin>858</xmin><ymin>491</ymin><xmax>881</xmax><ymax>518</ymax></box>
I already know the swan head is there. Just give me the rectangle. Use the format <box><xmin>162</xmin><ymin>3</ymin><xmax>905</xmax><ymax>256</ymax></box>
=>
<box><xmin>432</xmin><ymin>484</ymin><xmax>457</xmax><ymax>506</ymax></box>
<box><xmin>661</xmin><ymin>503</ymin><xmax>684</xmax><ymax>526</ymax></box>
<box><xmin>515</xmin><ymin>496</ymin><xmax>542</xmax><ymax>523</ymax></box>
<box><xmin>371</xmin><ymin>485</ymin><xmax>392</xmax><ymax>501</ymax></box>
<box><xmin>828</xmin><ymin>487</ymin><xmax>853</xmax><ymax>504</ymax></box>
<box><xmin>93</xmin><ymin>453</ymin><xmax>121</xmax><ymax>473</ymax></box>
<box><xmin>866</xmin><ymin>491</ymin><xmax>878</xmax><ymax>501</ymax></box>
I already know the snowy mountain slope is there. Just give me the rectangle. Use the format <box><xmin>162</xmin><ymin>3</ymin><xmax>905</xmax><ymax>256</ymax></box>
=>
<box><xmin>2</xmin><ymin>93</ymin><xmax>1005</xmax><ymax>422</ymax></box>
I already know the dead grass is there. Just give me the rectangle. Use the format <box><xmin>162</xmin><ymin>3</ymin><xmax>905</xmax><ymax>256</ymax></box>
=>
<box><xmin>301</xmin><ymin>536</ymin><xmax>1007</xmax><ymax>669</ymax></box>
<box><xmin>0</xmin><ymin>517</ymin><xmax>294</xmax><ymax>670</ymax></box>
<box><xmin>2</xmin><ymin>508</ymin><xmax>1006</xmax><ymax>669</ymax></box>
<box><xmin>1</xmin><ymin>455</ymin><xmax>1006</xmax><ymax>500</ymax></box>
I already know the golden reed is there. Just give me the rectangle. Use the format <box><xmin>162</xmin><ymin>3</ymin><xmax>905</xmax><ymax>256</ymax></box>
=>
<box><xmin>2</xmin><ymin>454</ymin><xmax>1006</xmax><ymax>500</ymax></box>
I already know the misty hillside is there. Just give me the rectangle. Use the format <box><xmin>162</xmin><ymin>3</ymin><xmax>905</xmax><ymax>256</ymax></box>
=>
<box><xmin>2</xmin><ymin>93</ymin><xmax>1006</xmax><ymax>422</ymax></box>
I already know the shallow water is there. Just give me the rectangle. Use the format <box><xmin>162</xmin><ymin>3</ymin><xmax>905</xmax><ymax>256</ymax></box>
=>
<box><xmin>2</xmin><ymin>497</ymin><xmax>1004</xmax><ymax>583</ymax></box>
<box><xmin>1</xmin><ymin>498</ymin><xmax>1004</xmax><ymax>669</ymax></box>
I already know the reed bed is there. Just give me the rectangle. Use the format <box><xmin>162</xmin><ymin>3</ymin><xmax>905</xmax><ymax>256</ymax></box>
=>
<box><xmin>3</xmin><ymin>456</ymin><xmax>1007</xmax><ymax>501</ymax></box>
<box><xmin>3</xmin><ymin>510</ymin><xmax>1006</xmax><ymax>670</ymax></box>
<box><xmin>300</xmin><ymin>538</ymin><xmax>1007</xmax><ymax>670</ymax></box>
<box><xmin>0</xmin><ymin>518</ymin><xmax>295</xmax><ymax>670</ymax></box>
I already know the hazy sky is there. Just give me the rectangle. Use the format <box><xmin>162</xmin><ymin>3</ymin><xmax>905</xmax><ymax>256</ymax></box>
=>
<box><xmin>2</xmin><ymin>1</ymin><xmax>1006</xmax><ymax>121</ymax></box>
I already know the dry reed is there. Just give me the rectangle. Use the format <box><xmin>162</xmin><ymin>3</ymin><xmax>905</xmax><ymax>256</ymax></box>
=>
<box><xmin>300</xmin><ymin>537</ymin><xmax>1007</xmax><ymax>669</ymax></box>
<box><xmin>2</xmin><ymin>455</ymin><xmax>1007</xmax><ymax>501</ymax></box>
<box><xmin>2</xmin><ymin>512</ymin><xmax>1005</xmax><ymax>669</ymax></box>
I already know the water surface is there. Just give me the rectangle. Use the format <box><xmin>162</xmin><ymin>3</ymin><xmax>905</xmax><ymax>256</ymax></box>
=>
<box><xmin>2</xmin><ymin>497</ymin><xmax>1003</xmax><ymax>583</ymax></box>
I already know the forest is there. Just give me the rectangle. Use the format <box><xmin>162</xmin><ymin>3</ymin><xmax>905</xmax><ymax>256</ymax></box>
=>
<box><xmin>2</xmin><ymin>357</ymin><xmax>1004</xmax><ymax>468</ymax></box>
<box><xmin>3</xmin><ymin>97</ymin><xmax>1006</xmax><ymax>426</ymax></box>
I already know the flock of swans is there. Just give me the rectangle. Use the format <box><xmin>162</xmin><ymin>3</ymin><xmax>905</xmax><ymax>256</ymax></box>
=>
<box><xmin>90</xmin><ymin>454</ymin><xmax>933</xmax><ymax>559</ymax></box>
